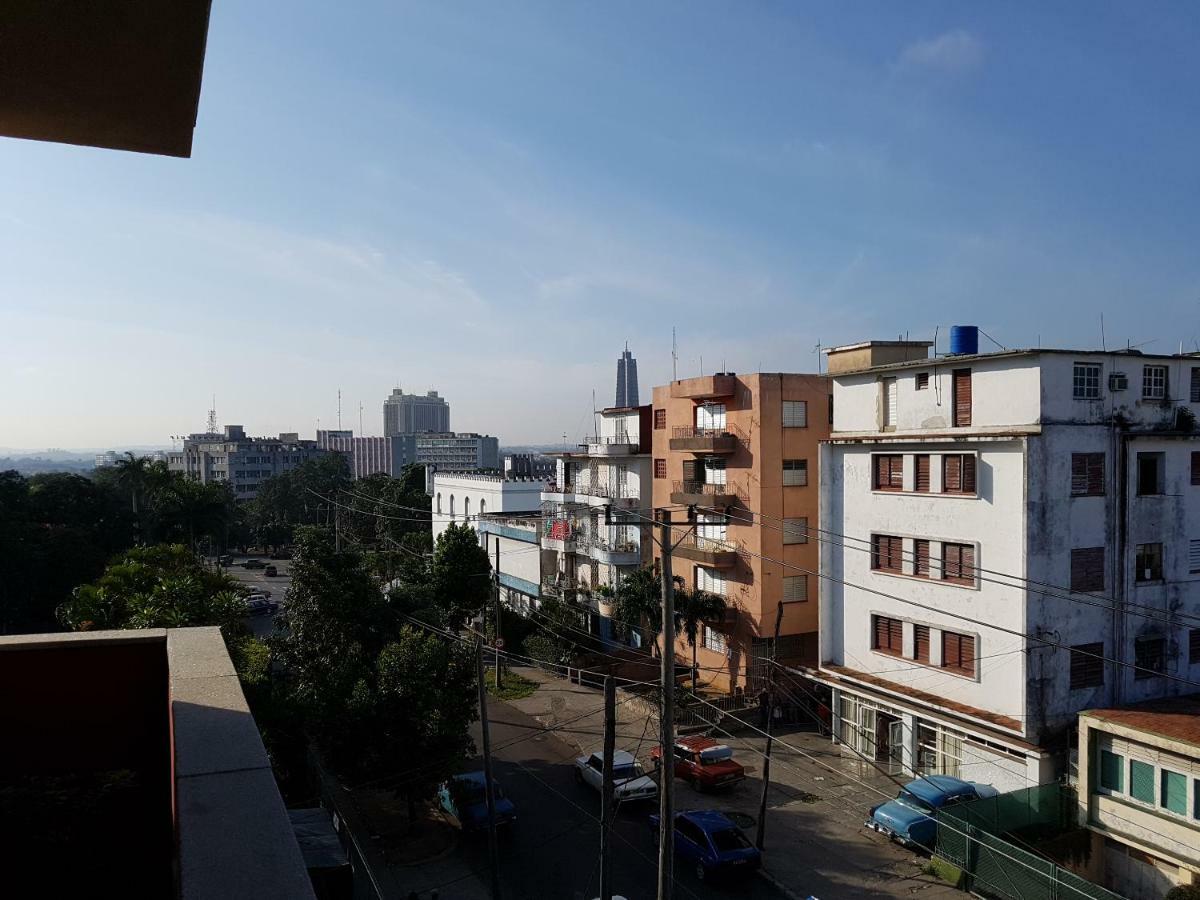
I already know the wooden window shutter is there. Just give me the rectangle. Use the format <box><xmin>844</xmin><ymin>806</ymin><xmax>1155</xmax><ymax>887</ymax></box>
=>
<box><xmin>1069</xmin><ymin>643</ymin><xmax>1104</xmax><ymax>689</ymax></box>
<box><xmin>681</xmin><ymin>459</ymin><xmax>698</xmax><ymax>484</ymax></box>
<box><xmin>1070</xmin><ymin>547</ymin><xmax>1104</xmax><ymax>592</ymax></box>
<box><xmin>914</xmin><ymin>539</ymin><xmax>930</xmax><ymax>577</ymax></box>
<box><xmin>943</xmin><ymin>455</ymin><xmax>961</xmax><ymax>492</ymax></box>
<box><xmin>873</xmin><ymin>615</ymin><xmax>888</xmax><ymax>650</ymax></box>
<box><xmin>943</xmin><ymin>632</ymin><xmax>960</xmax><ymax>669</ymax></box>
<box><xmin>913</xmin><ymin>624</ymin><xmax>930</xmax><ymax>663</ymax></box>
<box><xmin>874</xmin><ymin>455</ymin><xmax>887</xmax><ymax>489</ymax></box>
<box><xmin>889</xmin><ymin>618</ymin><xmax>903</xmax><ymax>652</ymax></box>
<box><xmin>915</xmin><ymin>455</ymin><xmax>930</xmax><ymax>492</ymax></box>
<box><xmin>962</xmin><ymin>455</ymin><xmax>977</xmax><ymax>493</ymax></box>
<box><xmin>1192</xmin><ymin>367</ymin><xmax>1200</xmax><ymax>403</ymax></box>
<box><xmin>953</xmin><ymin>369</ymin><xmax>972</xmax><ymax>427</ymax></box>
<box><xmin>1192</xmin><ymin>452</ymin><xmax>1200</xmax><ymax>486</ymax></box>
<box><xmin>961</xmin><ymin>635</ymin><xmax>976</xmax><ymax>671</ymax></box>
<box><xmin>1071</xmin><ymin>454</ymin><xmax>1088</xmax><ymax>495</ymax></box>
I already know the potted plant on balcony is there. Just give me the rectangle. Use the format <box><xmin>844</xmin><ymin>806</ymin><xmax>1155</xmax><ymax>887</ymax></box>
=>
<box><xmin>595</xmin><ymin>584</ymin><xmax>616</xmax><ymax>617</ymax></box>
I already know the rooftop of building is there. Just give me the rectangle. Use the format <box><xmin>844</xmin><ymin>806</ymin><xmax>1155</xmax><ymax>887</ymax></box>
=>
<box><xmin>825</xmin><ymin>343</ymin><xmax>1200</xmax><ymax>376</ymax></box>
<box><xmin>1081</xmin><ymin>693</ymin><xmax>1200</xmax><ymax>749</ymax></box>
<box><xmin>431</xmin><ymin>471</ymin><xmax>544</xmax><ymax>483</ymax></box>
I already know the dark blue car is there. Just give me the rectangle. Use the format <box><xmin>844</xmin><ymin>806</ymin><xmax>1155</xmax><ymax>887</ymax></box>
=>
<box><xmin>438</xmin><ymin>772</ymin><xmax>516</xmax><ymax>831</ymax></box>
<box><xmin>650</xmin><ymin>810</ymin><xmax>761</xmax><ymax>881</ymax></box>
<box><xmin>867</xmin><ymin>775</ymin><xmax>996</xmax><ymax>848</ymax></box>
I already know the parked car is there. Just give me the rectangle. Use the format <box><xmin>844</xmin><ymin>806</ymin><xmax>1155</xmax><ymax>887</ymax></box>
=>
<box><xmin>649</xmin><ymin>810</ymin><xmax>760</xmax><ymax>881</ymax></box>
<box><xmin>651</xmin><ymin>736</ymin><xmax>745</xmax><ymax>791</ymax></box>
<box><xmin>574</xmin><ymin>750</ymin><xmax>658</xmax><ymax>801</ymax></box>
<box><xmin>243</xmin><ymin>559</ymin><xmax>266</xmax><ymax>570</ymax></box>
<box><xmin>244</xmin><ymin>596</ymin><xmax>278</xmax><ymax>616</ymax></box>
<box><xmin>867</xmin><ymin>775</ymin><xmax>997</xmax><ymax>849</ymax></box>
<box><xmin>217</xmin><ymin>554</ymin><xmax>234</xmax><ymax>567</ymax></box>
<box><xmin>437</xmin><ymin>772</ymin><xmax>516</xmax><ymax>831</ymax></box>
<box><xmin>264</xmin><ymin>564</ymin><xmax>278</xmax><ymax>577</ymax></box>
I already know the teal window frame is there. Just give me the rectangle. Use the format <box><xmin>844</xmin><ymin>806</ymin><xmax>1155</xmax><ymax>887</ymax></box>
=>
<box><xmin>1130</xmin><ymin>760</ymin><xmax>1155</xmax><ymax>804</ymax></box>
<box><xmin>1099</xmin><ymin>749</ymin><xmax>1124</xmax><ymax>793</ymax></box>
<box><xmin>1161</xmin><ymin>770</ymin><xmax>1187</xmax><ymax>816</ymax></box>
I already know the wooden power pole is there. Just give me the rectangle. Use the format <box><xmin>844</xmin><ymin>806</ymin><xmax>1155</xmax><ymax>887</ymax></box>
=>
<box><xmin>657</xmin><ymin>509</ymin><xmax>676</xmax><ymax>900</ymax></box>
<box><xmin>476</xmin><ymin>643</ymin><xmax>502</xmax><ymax>900</ymax></box>
<box><xmin>599</xmin><ymin>675</ymin><xmax>616</xmax><ymax>900</ymax></box>
<box><xmin>756</xmin><ymin>602</ymin><xmax>785</xmax><ymax>850</ymax></box>
<box><xmin>493</xmin><ymin>540</ymin><xmax>503</xmax><ymax>689</ymax></box>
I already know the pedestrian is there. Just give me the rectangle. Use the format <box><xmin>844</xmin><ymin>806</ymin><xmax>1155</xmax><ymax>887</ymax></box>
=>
<box><xmin>758</xmin><ymin>686</ymin><xmax>770</xmax><ymax>730</ymax></box>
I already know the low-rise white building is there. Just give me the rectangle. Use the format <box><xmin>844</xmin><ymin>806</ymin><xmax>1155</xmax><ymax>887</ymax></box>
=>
<box><xmin>819</xmin><ymin>338</ymin><xmax>1200</xmax><ymax>791</ymax></box>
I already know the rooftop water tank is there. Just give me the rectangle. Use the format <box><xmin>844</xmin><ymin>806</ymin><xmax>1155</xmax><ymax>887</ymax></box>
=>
<box><xmin>949</xmin><ymin>325</ymin><xmax>979</xmax><ymax>356</ymax></box>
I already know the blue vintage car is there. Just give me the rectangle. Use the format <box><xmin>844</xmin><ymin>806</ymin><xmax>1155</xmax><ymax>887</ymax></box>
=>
<box><xmin>438</xmin><ymin>772</ymin><xmax>516</xmax><ymax>831</ymax></box>
<box><xmin>650</xmin><ymin>810</ymin><xmax>761</xmax><ymax>881</ymax></box>
<box><xmin>867</xmin><ymin>775</ymin><xmax>996</xmax><ymax>848</ymax></box>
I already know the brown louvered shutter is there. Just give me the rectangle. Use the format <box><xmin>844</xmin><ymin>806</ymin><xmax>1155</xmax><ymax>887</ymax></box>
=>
<box><xmin>873</xmin><ymin>615</ymin><xmax>888</xmax><ymax>650</ymax></box>
<box><xmin>961</xmin><ymin>635</ymin><xmax>976</xmax><ymax>672</ymax></box>
<box><xmin>889</xmin><ymin>618</ymin><xmax>903</xmax><ymax>652</ymax></box>
<box><xmin>943</xmin><ymin>455</ymin><xmax>962</xmax><ymax>493</ymax></box>
<box><xmin>962</xmin><ymin>455</ymin><xmax>977</xmax><ymax>493</ymax></box>
<box><xmin>1071</xmin><ymin>454</ymin><xmax>1088</xmax><ymax>495</ymax></box>
<box><xmin>1192</xmin><ymin>452</ymin><xmax>1200</xmax><ymax>486</ymax></box>
<box><xmin>942</xmin><ymin>632</ymin><xmax>960</xmax><ymax>669</ymax></box>
<box><xmin>914</xmin><ymin>539</ymin><xmax>930</xmax><ymax>577</ymax></box>
<box><xmin>681</xmin><ymin>459</ymin><xmax>699</xmax><ymax>484</ymax></box>
<box><xmin>1070</xmin><ymin>547</ymin><xmax>1104</xmax><ymax>591</ymax></box>
<box><xmin>874</xmin><ymin>455</ymin><xmax>887</xmax><ymax>489</ymax></box>
<box><xmin>953</xmin><ymin>369</ymin><xmax>972</xmax><ymax>427</ymax></box>
<box><xmin>962</xmin><ymin>544</ymin><xmax>976</xmax><ymax>583</ymax></box>
<box><xmin>914</xmin><ymin>625</ymin><xmax>930</xmax><ymax>662</ymax></box>
<box><xmin>915</xmin><ymin>455</ymin><xmax>930</xmax><ymax>492</ymax></box>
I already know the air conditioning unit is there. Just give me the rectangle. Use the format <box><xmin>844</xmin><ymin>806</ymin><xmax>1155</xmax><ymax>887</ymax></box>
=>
<box><xmin>1109</xmin><ymin>372</ymin><xmax>1128</xmax><ymax>392</ymax></box>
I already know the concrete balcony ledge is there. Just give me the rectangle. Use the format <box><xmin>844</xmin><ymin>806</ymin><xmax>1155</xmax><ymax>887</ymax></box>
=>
<box><xmin>586</xmin><ymin>441</ymin><xmax>640</xmax><ymax>457</ymax></box>
<box><xmin>669</xmin><ymin>433</ymin><xmax>739</xmax><ymax>453</ymax></box>
<box><xmin>589</xmin><ymin>545</ymin><xmax>642</xmax><ymax>566</ymax></box>
<box><xmin>670</xmin><ymin>481</ymin><xmax>742</xmax><ymax>507</ymax></box>
<box><xmin>670</xmin><ymin>374</ymin><xmax>737</xmax><ymax>400</ymax></box>
<box><xmin>673</xmin><ymin>541</ymin><xmax>739</xmax><ymax>568</ymax></box>
<box><xmin>542</xmin><ymin>536</ymin><xmax>577</xmax><ymax>552</ymax></box>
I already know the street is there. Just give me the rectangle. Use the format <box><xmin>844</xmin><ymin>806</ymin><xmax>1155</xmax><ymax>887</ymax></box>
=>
<box><xmin>222</xmin><ymin>555</ymin><xmax>292</xmax><ymax>638</ymax></box>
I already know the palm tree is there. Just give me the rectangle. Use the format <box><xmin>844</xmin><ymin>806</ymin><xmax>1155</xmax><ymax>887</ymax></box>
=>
<box><xmin>614</xmin><ymin>564</ymin><xmax>663</xmax><ymax>655</ymax></box>
<box><xmin>113</xmin><ymin>453</ymin><xmax>152</xmax><ymax>542</ymax></box>
<box><xmin>674</xmin><ymin>586</ymin><xmax>728</xmax><ymax>693</ymax></box>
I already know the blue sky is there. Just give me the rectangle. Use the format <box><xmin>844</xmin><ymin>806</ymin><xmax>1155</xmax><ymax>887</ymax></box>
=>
<box><xmin>3</xmin><ymin>1</ymin><xmax>1198</xmax><ymax>448</ymax></box>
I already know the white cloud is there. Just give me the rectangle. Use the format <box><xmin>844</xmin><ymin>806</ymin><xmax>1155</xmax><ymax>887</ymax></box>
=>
<box><xmin>898</xmin><ymin>30</ymin><xmax>984</xmax><ymax>73</ymax></box>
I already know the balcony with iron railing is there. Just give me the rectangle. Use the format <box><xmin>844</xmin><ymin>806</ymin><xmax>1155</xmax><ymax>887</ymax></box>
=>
<box><xmin>584</xmin><ymin>433</ymin><xmax>641</xmax><ymax>457</ymax></box>
<box><xmin>670</xmin><ymin>480</ymin><xmax>744</xmax><ymax>506</ymax></box>
<box><xmin>579</xmin><ymin>530</ymin><xmax>643</xmax><ymax>567</ymax></box>
<box><xmin>541</xmin><ymin>518</ymin><xmax>577</xmax><ymax>551</ymax></box>
<box><xmin>668</xmin><ymin>424</ymin><xmax>744</xmax><ymax>454</ymax></box>
<box><xmin>672</xmin><ymin>533</ymin><xmax>741</xmax><ymax>568</ymax></box>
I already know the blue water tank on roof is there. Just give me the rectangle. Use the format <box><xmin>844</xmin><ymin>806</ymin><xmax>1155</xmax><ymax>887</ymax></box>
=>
<box><xmin>949</xmin><ymin>325</ymin><xmax>978</xmax><ymax>356</ymax></box>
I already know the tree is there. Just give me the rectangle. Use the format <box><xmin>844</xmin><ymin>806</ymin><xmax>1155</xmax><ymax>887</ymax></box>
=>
<box><xmin>674</xmin><ymin>586</ymin><xmax>727</xmax><ymax>693</ymax></box>
<box><xmin>57</xmin><ymin>544</ymin><xmax>246</xmax><ymax>632</ymax></box>
<box><xmin>430</xmin><ymin>522</ymin><xmax>492</xmax><ymax>628</ymax></box>
<box><xmin>614</xmin><ymin>563</ymin><xmax>664</xmax><ymax>654</ymax></box>
<box><xmin>112</xmin><ymin>452</ymin><xmax>153</xmax><ymax>537</ymax></box>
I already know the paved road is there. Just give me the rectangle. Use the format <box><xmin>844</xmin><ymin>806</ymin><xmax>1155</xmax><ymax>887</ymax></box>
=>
<box><xmin>443</xmin><ymin>698</ymin><xmax>790</xmax><ymax>900</ymax></box>
<box><xmin>221</xmin><ymin>555</ymin><xmax>292</xmax><ymax>638</ymax></box>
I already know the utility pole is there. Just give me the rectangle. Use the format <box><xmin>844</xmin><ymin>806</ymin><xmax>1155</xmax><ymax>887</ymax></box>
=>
<box><xmin>476</xmin><ymin>643</ymin><xmax>502</xmax><ymax>900</ymax></box>
<box><xmin>493</xmin><ymin>540</ymin><xmax>503</xmax><ymax>689</ymax></box>
<box><xmin>599</xmin><ymin>675</ymin><xmax>616</xmax><ymax>900</ymax></box>
<box><xmin>657</xmin><ymin>509</ymin><xmax>676</xmax><ymax>900</ymax></box>
<box><xmin>756</xmin><ymin>602</ymin><xmax>785</xmax><ymax>850</ymax></box>
<box><xmin>334</xmin><ymin>505</ymin><xmax>342</xmax><ymax>552</ymax></box>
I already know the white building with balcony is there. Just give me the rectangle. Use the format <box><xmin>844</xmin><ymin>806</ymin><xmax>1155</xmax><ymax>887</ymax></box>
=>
<box><xmin>541</xmin><ymin>406</ymin><xmax>653</xmax><ymax>640</ymax></box>
<box><xmin>818</xmin><ymin>338</ymin><xmax>1200</xmax><ymax>791</ymax></box>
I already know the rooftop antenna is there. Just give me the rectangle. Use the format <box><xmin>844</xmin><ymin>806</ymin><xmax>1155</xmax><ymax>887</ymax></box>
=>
<box><xmin>1100</xmin><ymin>314</ymin><xmax>1107</xmax><ymax>352</ymax></box>
<box><xmin>337</xmin><ymin>389</ymin><xmax>342</xmax><ymax>431</ymax></box>
<box><xmin>206</xmin><ymin>395</ymin><xmax>218</xmax><ymax>435</ymax></box>
<box><xmin>813</xmin><ymin>341</ymin><xmax>823</xmax><ymax>374</ymax></box>
<box><xmin>359</xmin><ymin>402</ymin><xmax>364</xmax><ymax>437</ymax></box>
<box><xmin>700</xmin><ymin>354</ymin><xmax>704</xmax><ymax>377</ymax></box>
<box><xmin>672</xmin><ymin>327</ymin><xmax>678</xmax><ymax>381</ymax></box>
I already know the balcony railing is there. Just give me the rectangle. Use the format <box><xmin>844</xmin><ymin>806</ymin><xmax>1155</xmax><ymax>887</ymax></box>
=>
<box><xmin>672</xmin><ymin>534</ymin><xmax>741</xmax><ymax>567</ymax></box>
<box><xmin>584</xmin><ymin>433</ymin><xmax>638</xmax><ymax>446</ymax></box>
<box><xmin>670</xmin><ymin>424</ymin><xmax>746</xmax><ymax>441</ymax></box>
<box><xmin>670</xmin><ymin>480</ymin><xmax>745</xmax><ymax>502</ymax></box>
<box><xmin>669</xmin><ymin>424</ymin><xmax>744</xmax><ymax>454</ymax></box>
<box><xmin>542</xmin><ymin>519</ymin><xmax>576</xmax><ymax>542</ymax></box>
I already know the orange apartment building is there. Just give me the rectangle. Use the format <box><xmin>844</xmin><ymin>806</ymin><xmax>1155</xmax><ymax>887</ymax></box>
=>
<box><xmin>650</xmin><ymin>372</ymin><xmax>831</xmax><ymax>694</ymax></box>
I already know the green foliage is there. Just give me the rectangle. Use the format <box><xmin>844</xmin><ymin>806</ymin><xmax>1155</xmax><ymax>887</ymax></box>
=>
<box><xmin>430</xmin><ymin>522</ymin><xmax>492</xmax><ymax>628</ymax></box>
<box><xmin>615</xmin><ymin>563</ymin><xmax>665</xmax><ymax>652</ymax></box>
<box><xmin>228</xmin><ymin>635</ymin><xmax>272</xmax><ymax>686</ymax></box>
<box><xmin>485</xmin><ymin>669</ymin><xmax>538</xmax><ymax>700</ymax></box>
<box><xmin>57</xmin><ymin>543</ymin><xmax>246</xmax><ymax>633</ymax></box>
<box><xmin>523</xmin><ymin>633</ymin><xmax>566</xmax><ymax>665</ymax></box>
<box><xmin>1163</xmin><ymin>886</ymin><xmax>1200</xmax><ymax>900</ymax></box>
<box><xmin>923</xmin><ymin>857</ymin><xmax>964</xmax><ymax>888</ymax></box>
<box><xmin>245</xmin><ymin>455</ymin><xmax>354</xmax><ymax>548</ymax></box>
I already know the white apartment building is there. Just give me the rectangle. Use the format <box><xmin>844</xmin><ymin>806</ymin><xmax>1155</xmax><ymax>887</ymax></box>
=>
<box><xmin>541</xmin><ymin>406</ymin><xmax>652</xmax><ymax>640</ymax></box>
<box><xmin>167</xmin><ymin>426</ymin><xmax>331</xmax><ymax>500</ymax></box>
<box><xmin>818</xmin><ymin>339</ymin><xmax>1200</xmax><ymax>791</ymax></box>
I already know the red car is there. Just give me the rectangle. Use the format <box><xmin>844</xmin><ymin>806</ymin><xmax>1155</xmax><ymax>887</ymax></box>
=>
<box><xmin>651</xmin><ymin>736</ymin><xmax>745</xmax><ymax>792</ymax></box>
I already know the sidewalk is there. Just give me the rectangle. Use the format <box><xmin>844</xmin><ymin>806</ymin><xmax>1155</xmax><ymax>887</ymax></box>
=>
<box><xmin>509</xmin><ymin>665</ymin><xmax>961</xmax><ymax>900</ymax></box>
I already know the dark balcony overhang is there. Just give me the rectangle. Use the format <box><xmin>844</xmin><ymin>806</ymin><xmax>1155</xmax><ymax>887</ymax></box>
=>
<box><xmin>674</xmin><ymin>543</ymin><xmax>738</xmax><ymax>568</ymax></box>
<box><xmin>669</xmin><ymin>374</ymin><xmax>736</xmax><ymax>400</ymax></box>
<box><xmin>670</xmin><ymin>482</ymin><xmax>740</xmax><ymax>507</ymax></box>
<box><xmin>669</xmin><ymin>428</ymin><xmax>738</xmax><ymax>454</ymax></box>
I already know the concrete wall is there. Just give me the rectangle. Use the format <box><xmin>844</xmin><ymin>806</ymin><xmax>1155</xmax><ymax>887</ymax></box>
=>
<box><xmin>432</xmin><ymin>473</ymin><xmax>543</xmax><ymax>544</ymax></box>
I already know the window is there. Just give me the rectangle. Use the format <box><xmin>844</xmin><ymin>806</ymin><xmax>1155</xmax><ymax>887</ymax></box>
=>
<box><xmin>913</xmin><ymin>539</ymin><xmax>931</xmax><ymax>577</ymax></box>
<box><xmin>1069</xmin><ymin>643</ymin><xmax>1104</xmax><ymax>689</ymax></box>
<box><xmin>882</xmin><ymin>377</ymin><xmax>898</xmax><ymax>428</ymax></box>
<box><xmin>1161</xmin><ymin>770</ymin><xmax>1187</xmax><ymax>815</ymax></box>
<box><xmin>1190</xmin><ymin>541</ymin><xmax>1200</xmax><ymax>575</ymax></box>
<box><xmin>1191</xmin><ymin>628</ymin><xmax>1200</xmax><ymax>664</ymax></box>
<box><xmin>782</xmin><ymin>517</ymin><xmax>808</xmax><ymax>545</ymax></box>
<box><xmin>703</xmin><ymin>456</ymin><xmax>727</xmax><ymax>485</ymax></box>
<box><xmin>1099</xmin><ymin>749</ymin><xmax>1124</xmax><ymax>792</ymax></box>
<box><xmin>914</xmin><ymin>455</ymin><xmax>930</xmax><ymax>492</ymax></box>
<box><xmin>654</xmin><ymin>458</ymin><xmax>666</xmax><ymax>479</ymax></box>
<box><xmin>873</xmin><ymin>454</ymin><xmax>903</xmax><ymax>491</ymax></box>
<box><xmin>783</xmin><ymin>575</ymin><xmax>807</xmax><ymax>602</ymax></box>
<box><xmin>696</xmin><ymin>403</ymin><xmax>726</xmax><ymax>432</ymax></box>
<box><xmin>449</xmin><ymin>495</ymin><xmax>455</xmax><ymax>519</ymax></box>
<box><xmin>479</xmin><ymin>500</ymin><xmax>486</xmax><ymax>516</ymax></box>
<box><xmin>783</xmin><ymin>459</ymin><xmax>808</xmax><ymax>486</ymax></box>
<box><xmin>695</xmin><ymin>566</ymin><xmax>726</xmax><ymax>597</ymax></box>
<box><xmin>942</xmin><ymin>455</ymin><xmax>977</xmax><ymax>494</ymax></box>
<box><xmin>913</xmin><ymin>624</ymin><xmax>931</xmax><ymax>663</ymax></box>
<box><xmin>653</xmin><ymin>409</ymin><xmax>666</xmax><ymax>429</ymax></box>
<box><xmin>1137</xmin><ymin>452</ymin><xmax>1164</xmax><ymax>495</ymax></box>
<box><xmin>1073</xmin><ymin>363</ymin><xmax>1102</xmax><ymax>399</ymax></box>
<box><xmin>1071</xmin><ymin>453</ymin><xmax>1105</xmax><ymax>496</ymax></box>
<box><xmin>1130</xmin><ymin>759</ymin><xmax>1155</xmax><ymax>803</ymax></box>
<box><xmin>942</xmin><ymin>631</ymin><xmax>976</xmax><ymax>675</ymax></box>
<box><xmin>703</xmin><ymin>626</ymin><xmax>727</xmax><ymax>654</ymax></box>
<box><xmin>1143</xmin><ymin>365</ymin><xmax>1168</xmax><ymax>400</ymax></box>
<box><xmin>942</xmin><ymin>543</ymin><xmax>976</xmax><ymax>585</ymax></box>
<box><xmin>871</xmin><ymin>534</ymin><xmax>904</xmax><ymax>574</ymax></box>
<box><xmin>1135</xmin><ymin>543</ymin><xmax>1163</xmax><ymax>582</ymax></box>
<box><xmin>1134</xmin><ymin>637</ymin><xmax>1165</xmax><ymax>679</ymax></box>
<box><xmin>1192</xmin><ymin>367</ymin><xmax>1200</xmax><ymax>403</ymax></box>
<box><xmin>1192</xmin><ymin>452</ymin><xmax>1200</xmax><ymax>486</ymax></box>
<box><xmin>1070</xmin><ymin>548</ymin><xmax>1105</xmax><ymax>592</ymax></box>
<box><xmin>952</xmin><ymin>369</ymin><xmax>972</xmax><ymax>427</ymax></box>
<box><xmin>872</xmin><ymin>615</ymin><xmax>903</xmax><ymax>656</ymax></box>
<box><xmin>782</xmin><ymin>400</ymin><xmax>808</xmax><ymax>428</ymax></box>
<box><xmin>464</xmin><ymin>497</ymin><xmax>471</xmax><ymax>519</ymax></box>
<box><xmin>916</xmin><ymin>373</ymin><xmax>930</xmax><ymax>390</ymax></box>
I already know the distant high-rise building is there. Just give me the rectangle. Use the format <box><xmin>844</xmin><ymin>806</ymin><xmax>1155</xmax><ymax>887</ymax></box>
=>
<box><xmin>316</xmin><ymin>430</ymin><xmax>418</xmax><ymax>479</ymax></box>
<box><xmin>615</xmin><ymin>345</ymin><xmax>639</xmax><ymax>407</ymax></box>
<box><xmin>383</xmin><ymin>388</ymin><xmax>450</xmax><ymax>436</ymax></box>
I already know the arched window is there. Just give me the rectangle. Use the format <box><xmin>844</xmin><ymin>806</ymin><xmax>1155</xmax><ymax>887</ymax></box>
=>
<box><xmin>449</xmin><ymin>495</ymin><xmax>455</xmax><ymax>519</ymax></box>
<box><xmin>479</xmin><ymin>499</ymin><xmax>487</xmax><ymax>516</ymax></box>
<box><xmin>436</xmin><ymin>493</ymin><xmax>442</xmax><ymax>515</ymax></box>
<box><xmin>464</xmin><ymin>496</ymin><xmax>471</xmax><ymax>519</ymax></box>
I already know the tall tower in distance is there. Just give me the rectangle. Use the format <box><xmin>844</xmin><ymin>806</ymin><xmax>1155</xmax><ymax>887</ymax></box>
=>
<box><xmin>383</xmin><ymin>388</ymin><xmax>451</xmax><ymax>436</ymax></box>
<box><xmin>615</xmin><ymin>343</ymin><xmax>639</xmax><ymax>407</ymax></box>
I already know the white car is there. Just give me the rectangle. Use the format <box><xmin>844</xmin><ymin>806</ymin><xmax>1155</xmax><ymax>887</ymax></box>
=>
<box><xmin>574</xmin><ymin>750</ymin><xmax>658</xmax><ymax>801</ymax></box>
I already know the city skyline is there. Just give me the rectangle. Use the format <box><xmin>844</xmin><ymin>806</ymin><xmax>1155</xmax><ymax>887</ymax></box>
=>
<box><xmin>4</xmin><ymin>2</ymin><xmax>1200</xmax><ymax>448</ymax></box>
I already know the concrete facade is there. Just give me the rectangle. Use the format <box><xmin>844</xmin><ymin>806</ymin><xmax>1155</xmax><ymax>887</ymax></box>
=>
<box><xmin>417</xmin><ymin>432</ymin><xmax>500</xmax><ymax>472</ymax></box>
<box><xmin>316</xmin><ymin>430</ymin><xmax>417</xmax><ymax>478</ymax></box>
<box><xmin>167</xmin><ymin>425</ymin><xmax>332</xmax><ymax>500</ymax></box>
<box><xmin>431</xmin><ymin>472</ymin><xmax>544</xmax><ymax>545</ymax></box>
<box><xmin>651</xmin><ymin>373</ymin><xmax>831</xmax><ymax>693</ymax></box>
<box><xmin>820</xmin><ymin>343</ymin><xmax>1200</xmax><ymax>791</ymax></box>
<box><xmin>382</xmin><ymin>388</ymin><xmax>449</xmax><ymax>436</ymax></box>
